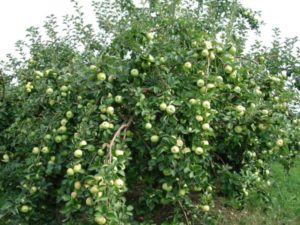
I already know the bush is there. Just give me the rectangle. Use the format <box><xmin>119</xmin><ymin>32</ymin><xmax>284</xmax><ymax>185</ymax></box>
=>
<box><xmin>0</xmin><ymin>0</ymin><xmax>299</xmax><ymax>224</ymax></box>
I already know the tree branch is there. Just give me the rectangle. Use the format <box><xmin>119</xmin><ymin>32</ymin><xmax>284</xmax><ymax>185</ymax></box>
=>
<box><xmin>0</xmin><ymin>70</ymin><xmax>5</xmax><ymax>102</ymax></box>
<box><xmin>107</xmin><ymin>117</ymin><xmax>133</xmax><ymax>163</ymax></box>
<box><xmin>236</xmin><ymin>56</ymin><xmax>259</xmax><ymax>65</ymax></box>
<box><xmin>178</xmin><ymin>200</ymin><xmax>190</xmax><ymax>225</ymax></box>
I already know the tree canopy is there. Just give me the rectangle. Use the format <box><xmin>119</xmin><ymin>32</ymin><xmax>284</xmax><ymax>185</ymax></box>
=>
<box><xmin>0</xmin><ymin>0</ymin><xmax>299</xmax><ymax>224</ymax></box>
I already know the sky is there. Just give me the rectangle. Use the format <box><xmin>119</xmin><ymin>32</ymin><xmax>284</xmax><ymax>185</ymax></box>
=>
<box><xmin>0</xmin><ymin>0</ymin><xmax>299</xmax><ymax>60</ymax></box>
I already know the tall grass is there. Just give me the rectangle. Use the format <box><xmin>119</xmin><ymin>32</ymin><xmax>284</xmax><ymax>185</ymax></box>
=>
<box><xmin>218</xmin><ymin>159</ymin><xmax>300</xmax><ymax>225</ymax></box>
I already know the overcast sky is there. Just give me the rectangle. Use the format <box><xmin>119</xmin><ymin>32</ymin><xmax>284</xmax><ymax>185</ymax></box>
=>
<box><xmin>0</xmin><ymin>0</ymin><xmax>299</xmax><ymax>60</ymax></box>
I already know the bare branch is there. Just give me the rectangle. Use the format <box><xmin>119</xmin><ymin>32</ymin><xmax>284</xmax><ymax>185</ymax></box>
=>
<box><xmin>178</xmin><ymin>200</ymin><xmax>190</xmax><ymax>225</ymax></box>
<box><xmin>107</xmin><ymin>117</ymin><xmax>133</xmax><ymax>163</ymax></box>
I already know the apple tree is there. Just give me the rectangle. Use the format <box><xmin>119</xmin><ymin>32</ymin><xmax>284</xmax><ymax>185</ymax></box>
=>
<box><xmin>0</xmin><ymin>0</ymin><xmax>299</xmax><ymax>224</ymax></box>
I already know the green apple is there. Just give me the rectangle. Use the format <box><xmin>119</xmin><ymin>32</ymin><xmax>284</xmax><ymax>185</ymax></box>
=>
<box><xmin>162</xmin><ymin>183</ymin><xmax>173</xmax><ymax>192</ymax></box>
<box><xmin>225</xmin><ymin>65</ymin><xmax>233</xmax><ymax>74</ymax></box>
<box><xmin>66</xmin><ymin>111</ymin><xmax>74</xmax><ymax>119</ymax></box>
<box><xmin>204</xmin><ymin>41</ymin><xmax>212</xmax><ymax>49</ymax></box>
<box><xmin>145</xmin><ymin>123</ymin><xmax>152</xmax><ymax>130</ymax></box>
<box><xmin>2</xmin><ymin>154</ymin><xmax>9</xmax><ymax>162</ymax></box>
<box><xmin>97</xmin><ymin>72</ymin><xmax>106</xmax><ymax>81</ymax></box>
<box><xmin>178</xmin><ymin>189</ymin><xmax>186</xmax><ymax>196</ymax></box>
<box><xmin>189</xmin><ymin>98</ymin><xmax>197</xmax><ymax>105</ymax></box>
<box><xmin>60</xmin><ymin>119</ymin><xmax>68</xmax><ymax>126</ymax></box>
<box><xmin>146</xmin><ymin>32</ymin><xmax>154</xmax><ymax>40</ymax></box>
<box><xmin>73</xmin><ymin>164</ymin><xmax>82</xmax><ymax>173</ymax></box>
<box><xmin>41</xmin><ymin>146</ymin><xmax>49</xmax><ymax>154</ymax></box>
<box><xmin>98</xmin><ymin>148</ymin><xmax>105</xmax><ymax>156</ymax></box>
<box><xmin>258</xmin><ymin>124</ymin><xmax>266</xmax><ymax>130</ymax></box>
<box><xmin>191</xmin><ymin>41</ymin><xmax>198</xmax><ymax>48</ymax></box>
<box><xmin>115</xmin><ymin>150</ymin><xmax>124</xmax><ymax>156</ymax></box>
<box><xmin>197</xmin><ymin>79</ymin><xmax>205</xmax><ymax>87</ymax></box>
<box><xmin>150</xmin><ymin>135</ymin><xmax>159</xmax><ymax>143</ymax></box>
<box><xmin>229</xmin><ymin>46</ymin><xmax>237</xmax><ymax>55</ymax></box>
<box><xmin>74</xmin><ymin>181</ymin><xmax>81</xmax><ymax>190</ymax></box>
<box><xmin>236</xmin><ymin>105</ymin><xmax>245</xmax><ymax>113</ymax></box>
<box><xmin>30</xmin><ymin>186</ymin><xmax>37</xmax><ymax>194</ymax></box>
<box><xmin>202</xmin><ymin>49</ymin><xmax>209</xmax><ymax>57</ymax></box>
<box><xmin>160</xmin><ymin>102</ymin><xmax>167</xmax><ymax>111</ymax></box>
<box><xmin>255</xmin><ymin>88</ymin><xmax>262</xmax><ymax>95</ymax></box>
<box><xmin>234</xmin><ymin>86</ymin><xmax>241</xmax><ymax>93</ymax></box>
<box><xmin>202</xmin><ymin>205</ymin><xmax>210</xmax><ymax>212</ymax></box>
<box><xmin>148</xmin><ymin>54</ymin><xmax>155</xmax><ymax>62</ymax></box>
<box><xmin>106</xmin><ymin>106</ymin><xmax>114</xmax><ymax>115</ymax></box>
<box><xmin>202</xmin><ymin>123</ymin><xmax>210</xmax><ymax>130</ymax></box>
<box><xmin>74</xmin><ymin>149</ymin><xmax>83</xmax><ymax>158</ymax></box>
<box><xmin>114</xmin><ymin>178</ymin><xmax>124</xmax><ymax>188</ymax></box>
<box><xmin>46</xmin><ymin>87</ymin><xmax>54</xmax><ymax>95</ymax></box>
<box><xmin>166</xmin><ymin>105</ymin><xmax>176</xmax><ymax>114</ymax></box>
<box><xmin>71</xmin><ymin>191</ymin><xmax>77</xmax><ymax>199</ymax></box>
<box><xmin>100</xmin><ymin>121</ymin><xmax>110</xmax><ymax>129</ymax></box>
<box><xmin>67</xmin><ymin>168</ymin><xmax>75</xmax><ymax>176</ymax></box>
<box><xmin>183</xmin><ymin>147</ymin><xmax>191</xmax><ymax>154</ymax></box>
<box><xmin>55</xmin><ymin>135</ymin><xmax>63</xmax><ymax>143</ymax></box>
<box><xmin>196</xmin><ymin>115</ymin><xmax>203</xmax><ymax>122</ymax></box>
<box><xmin>58</xmin><ymin>126</ymin><xmax>67</xmax><ymax>134</ymax></box>
<box><xmin>163</xmin><ymin>168</ymin><xmax>172</xmax><ymax>176</ymax></box>
<box><xmin>276</xmin><ymin>139</ymin><xmax>284</xmax><ymax>147</ymax></box>
<box><xmin>60</xmin><ymin>85</ymin><xmax>68</xmax><ymax>92</ymax></box>
<box><xmin>79</xmin><ymin>140</ymin><xmax>87</xmax><ymax>147</ymax></box>
<box><xmin>130</xmin><ymin>69</ymin><xmax>139</xmax><ymax>77</ymax></box>
<box><xmin>207</xmin><ymin>83</ymin><xmax>215</xmax><ymax>89</ymax></box>
<box><xmin>115</xmin><ymin>95</ymin><xmax>123</xmax><ymax>103</ymax></box>
<box><xmin>32</xmin><ymin>147</ymin><xmax>40</xmax><ymax>154</ymax></box>
<box><xmin>49</xmin><ymin>99</ymin><xmax>55</xmax><ymax>106</ymax></box>
<box><xmin>202</xmin><ymin>100</ymin><xmax>211</xmax><ymax>109</ymax></box>
<box><xmin>90</xmin><ymin>65</ymin><xmax>97</xmax><ymax>71</ymax></box>
<box><xmin>176</xmin><ymin>139</ymin><xmax>184</xmax><ymax>147</ymax></box>
<box><xmin>171</xmin><ymin>145</ymin><xmax>180</xmax><ymax>154</ymax></box>
<box><xmin>234</xmin><ymin>126</ymin><xmax>243</xmax><ymax>133</ymax></box>
<box><xmin>216</xmin><ymin>46</ymin><xmax>223</xmax><ymax>53</ymax></box>
<box><xmin>44</xmin><ymin>134</ymin><xmax>52</xmax><ymax>141</ymax></box>
<box><xmin>61</xmin><ymin>92</ymin><xmax>67</xmax><ymax>97</ymax></box>
<box><xmin>195</xmin><ymin>147</ymin><xmax>204</xmax><ymax>155</ymax></box>
<box><xmin>209</xmin><ymin>51</ymin><xmax>216</xmax><ymax>60</ymax></box>
<box><xmin>202</xmin><ymin>140</ymin><xmax>209</xmax><ymax>146</ymax></box>
<box><xmin>86</xmin><ymin>197</ymin><xmax>93</xmax><ymax>206</ymax></box>
<box><xmin>183</xmin><ymin>61</ymin><xmax>192</xmax><ymax>69</ymax></box>
<box><xmin>160</xmin><ymin>56</ymin><xmax>166</xmax><ymax>63</ymax></box>
<box><xmin>95</xmin><ymin>216</ymin><xmax>107</xmax><ymax>224</ymax></box>
<box><xmin>258</xmin><ymin>56</ymin><xmax>265</xmax><ymax>64</ymax></box>
<box><xmin>87</xmin><ymin>145</ymin><xmax>95</xmax><ymax>152</ymax></box>
<box><xmin>20</xmin><ymin>205</ymin><xmax>29</xmax><ymax>213</ymax></box>
<box><xmin>90</xmin><ymin>185</ymin><xmax>98</xmax><ymax>194</ymax></box>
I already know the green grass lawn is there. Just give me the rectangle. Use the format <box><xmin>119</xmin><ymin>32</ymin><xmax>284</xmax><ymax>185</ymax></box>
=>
<box><xmin>219</xmin><ymin>159</ymin><xmax>300</xmax><ymax>225</ymax></box>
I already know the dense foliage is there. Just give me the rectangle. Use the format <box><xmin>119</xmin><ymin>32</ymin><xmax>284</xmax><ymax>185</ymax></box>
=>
<box><xmin>0</xmin><ymin>0</ymin><xmax>299</xmax><ymax>224</ymax></box>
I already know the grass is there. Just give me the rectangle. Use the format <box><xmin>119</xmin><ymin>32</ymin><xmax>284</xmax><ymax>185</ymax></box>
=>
<box><xmin>218</xmin><ymin>159</ymin><xmax>300</xmax><ymax>225</ymax></box>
